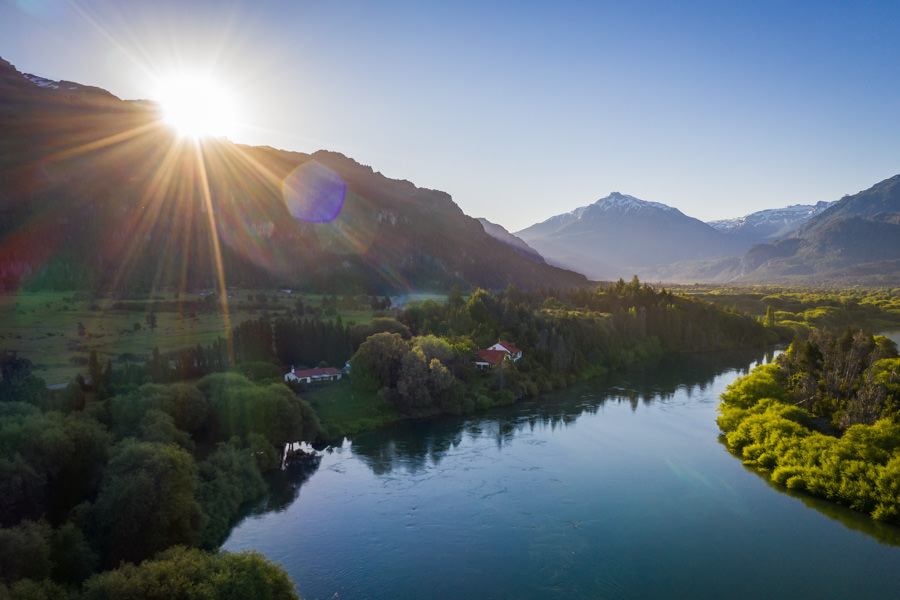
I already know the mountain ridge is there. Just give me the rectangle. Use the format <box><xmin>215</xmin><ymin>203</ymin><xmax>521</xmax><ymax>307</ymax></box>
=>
<box><xmin>0</xmin><ymin>57</ymin><xmax>588</xmax><ymax>294</ymax></box>
<box><xmin>707</xmin><ymin>201</ymin><xmax>834</xmax><ymax>244</ymax></box>
<box><xmin>730</xmin><ymin>175</ymin><xmax>900</xmax><ymax>283</ymax></box>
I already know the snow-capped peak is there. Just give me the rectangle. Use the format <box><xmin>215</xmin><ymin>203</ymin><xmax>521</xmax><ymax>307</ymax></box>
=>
<box><xmin>589</xmin><ymin>192</ymin><xmax>679</xmax><ymax>216</ymax></box>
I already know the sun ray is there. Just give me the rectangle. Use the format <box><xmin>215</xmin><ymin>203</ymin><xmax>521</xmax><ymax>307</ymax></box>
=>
<box><xmin>192</xmin><ymin>140</ymin><xmax>234</xmax><ymax>366</ymax></box>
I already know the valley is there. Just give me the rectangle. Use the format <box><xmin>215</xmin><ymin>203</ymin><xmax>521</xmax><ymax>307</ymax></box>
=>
<box><xmin>3</xmin><ymin>51</ymin><xmax>900</xmax><ymax>600</ymax></box>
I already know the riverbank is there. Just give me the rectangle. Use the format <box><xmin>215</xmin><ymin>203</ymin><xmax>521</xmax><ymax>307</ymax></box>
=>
<box><xmin>225</xmin><ymin>346</ymin><xmax>900</xmax><ymax>600</ymax></box>
<box><xmin>305</xmin><ymin>344</ymin><xmax>779</xmax><ymax>442</ymax></box>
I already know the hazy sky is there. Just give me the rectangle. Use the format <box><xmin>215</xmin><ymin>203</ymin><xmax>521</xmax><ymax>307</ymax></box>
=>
<box><xmin>3</xmin><ymin>0</ymin><xmax>899</xmax><ymax>231</ymax></box>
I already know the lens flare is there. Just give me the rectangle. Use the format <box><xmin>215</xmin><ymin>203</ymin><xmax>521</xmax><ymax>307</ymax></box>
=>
<box><xmin>282</xmin><ymin>161</ymin><xmax>346</xmax><ymax>223</ymax></box>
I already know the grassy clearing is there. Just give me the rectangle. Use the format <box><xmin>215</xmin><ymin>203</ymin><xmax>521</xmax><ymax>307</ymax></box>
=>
<box><xmin>303</xmin><ymin>379</ymin><xmax>401</xmax><ymax>440</ymax></box>
<box><xmin>0</xmin><ymin>290</ymin><xmax>382</xmax><ymax>386</ymax></box>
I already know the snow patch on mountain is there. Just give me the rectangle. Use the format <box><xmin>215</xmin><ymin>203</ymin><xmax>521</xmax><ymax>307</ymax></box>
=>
<box><xmin>708</xmin><ymin>201</ymin><xmax>834</xmax><ymax>233</ymax></box>
<box><xmin>540</xmin><ymin>192</ymin><xmax>679</xmax><ymax>226</ymax></box>
<box><xmin>24</xmin><ymin>73</ymin><xmax>60</xmax><ymax>89</ymax></box>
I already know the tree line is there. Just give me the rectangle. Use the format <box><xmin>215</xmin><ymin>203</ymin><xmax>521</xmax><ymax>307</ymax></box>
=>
<box><xmin>349</xmin><ymin>278</ymin><xmax>780</xmax><ymax>418</ymax></box>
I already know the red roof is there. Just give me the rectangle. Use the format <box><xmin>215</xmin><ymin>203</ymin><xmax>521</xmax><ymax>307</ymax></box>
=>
<box><xmin>475</xmin><ymin>349</ymin><xmax>507</xmax><ymax>365</ymax></box>
<box><xmin>290</xmin><ymin>367</ymin><xmax>342</xmax><ymax>378</ymax></box>
<box><xmin>497</xmin><ymin>340</ymin><xmax>522</xmax><ymax>355</ymax></box>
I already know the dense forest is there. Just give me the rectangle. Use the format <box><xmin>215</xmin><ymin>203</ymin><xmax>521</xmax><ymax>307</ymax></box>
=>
<box><xmin>0</xmin><ymin>363</ymin><xmax>314</xmax><ymax>598</ymax></box>
<box><xmin>718</xmin><ymin>328</ymin><xmax>900</xmax><ymax>523</ymax></box>
<box><xmin>0</xmin><ymin>279</ymin><xmax>781</xmax><ymax>596</ymax></box>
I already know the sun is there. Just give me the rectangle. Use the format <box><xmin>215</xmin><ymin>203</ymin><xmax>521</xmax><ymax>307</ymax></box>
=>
<box><xmin>155</xmin><ymin>74</ymin><xmax>239</xmax><ymax>140</ymax></box>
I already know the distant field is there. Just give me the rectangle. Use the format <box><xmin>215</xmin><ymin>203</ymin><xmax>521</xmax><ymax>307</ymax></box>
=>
<box><xmin>0</xmin><ymin>290</ymin><xmax>386</xmax><ymax>386</ymax></box>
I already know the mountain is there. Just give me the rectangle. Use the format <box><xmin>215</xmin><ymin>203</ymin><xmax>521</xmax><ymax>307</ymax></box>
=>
<box><xmin>0</xmin><ymin>57</ymin><xmax>588</xmax><ymax>294</ymax></box>
<box><xmin>732</xmin><ymin>175</ymin><xmax>900</xmax><ymax>283</ymax></box>
<box><xmin>476</xmin><ymin>218</ymin><xmax>545</xmax><ymax>264</ymax></box>
<box><xmin>516</xmin><ymin>192</ymin><xmax>746</xmax><ymax>281</ymax></box>
<box><xmin>707</xmin><ymin>201</ymin><xmax>834</xmax><ymax>245</ymax></box>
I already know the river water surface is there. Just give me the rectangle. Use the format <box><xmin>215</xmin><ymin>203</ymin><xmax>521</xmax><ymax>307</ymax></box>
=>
<box><xmin>224</xmin><ymin>348</ymin><xmax>900</xmax><ymax>599</ymax></box>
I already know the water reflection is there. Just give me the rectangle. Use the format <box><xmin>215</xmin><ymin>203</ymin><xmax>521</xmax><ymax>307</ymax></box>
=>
<box><xmin>350</xmin><ymin>348</ymin><xmax>767</xmax><ymax>476</ymax></box>
<box><xmin>251</xmin><ymin>454</ymin><xmax>322</xmax><ymax>514</ymax></box>
<box><xmin>729</xmin><ymin>446</ymin><xmax>900</xmax><ymax>547</ymax></box>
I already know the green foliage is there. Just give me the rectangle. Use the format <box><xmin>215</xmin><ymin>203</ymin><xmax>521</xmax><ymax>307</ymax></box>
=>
<box><xmin>0</xmin><ymin>352</ymin><xmax>47</xmax><ymax>405</ymax></box>
<box><xmin>686</xmin><ymin>287</ymin><xmax>900</xmax><ymax>334</ymax></box>
<box><xmin>105</xmin><ymin>382</ymin><xmax>210</xmax><ymax>439</ymax></box>
<box><xmin>341</xmin><ymin>279</ymin><xmax>773</xmax><ymax>423</ymax></box>
<box><xmin>198</xmin><ymin>373</ymin><xmax>321</xmax><ymax>446</ymax></box>
<box><xmin>719</xmin><ymin>363</ymin><xmax>788</xmax><ymax>410</ymax></box>
<box><xmin>197</xmin><ymin>440</ymin><xmax>267</xmax><ymax>549</ymax></box>
<box><xmin>0</xmin><ymin>520</ymin><xmax>53</xmax><ymax>585</ymax></box>
<box><xmin>0</xmin><ymin>335</ymin><xmax>326</xmax><ymax>595</ymax></box>
<box><xmin>349</xmin><ymin>332</ymin><xmax>409</xmax><ymax>393</ymax></box>
<box><xmin>79</xmin><ymin>546</ymin><xmax>298</xmax><ymax>600</ymax></box>
<box><xmin>0</xmin><ymin>410</ymin><xmax>109</xmax><ymax>526</ymax></box>
<box><xmin>719</xmin><ymin>332</ymin><xmax>900</xmax><ymax>524</ymax></box>
<box><xmin>90</xmin><ymin>440</ymin><xmax>202</xmax><ymax>567</ymax></box>
<box><xmin>0</xmin><ymin>577</ymin><xmax>69</xmax><ymax>600</ymax></box>
<box><xmin>774</xmin><ymin>328</ymin><xmax>899</xmax><ymax>429</ymax></box>
<box><xmin>347</xmin><ymin>317</ymin><xmax>411</xmax><ymax>349</ymax></box>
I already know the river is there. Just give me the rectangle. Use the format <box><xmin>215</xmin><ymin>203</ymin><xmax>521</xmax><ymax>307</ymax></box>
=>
<box><xmin>224</xmin><ymin>346</ymin><xmax>900</xmax><ymax>599</ymax></box>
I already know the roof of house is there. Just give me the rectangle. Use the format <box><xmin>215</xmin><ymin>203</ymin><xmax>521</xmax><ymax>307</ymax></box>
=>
<box><xmin>497</xmin><ymin>340</ymin><xmax>522</xmax><ymax>354</ymax></box>
<box><xmin>289</xmin><ymin>366</ymin><xmax>343</xmax><ymax>378</ymax></box>
<box><xmin>475</xmin><ymin>349</ymin><xmax>507</xmax><ymax>365</ymax></box>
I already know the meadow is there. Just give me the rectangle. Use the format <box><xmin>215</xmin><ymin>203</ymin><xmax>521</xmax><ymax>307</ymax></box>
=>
<box><xmin>0</xmin><ymin>290</ymin><xmax>389</xmax><ymax>386</ymax></box>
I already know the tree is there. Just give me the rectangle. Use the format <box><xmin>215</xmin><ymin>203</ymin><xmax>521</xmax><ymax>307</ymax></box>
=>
<box><xmin>349</xmin><ymin>332</ymin><xmax>409</xmax><ymax>392</ymax></box>
<box><xmin>88</xmin><ymin>350</ymin><xmax>101</xmax><ymax>389</ymax></box>
<box><xmin>397</xmin><ymin>346</ymin><xmax>431</xmax><ymax>412</ymax></box>
<box><xmin>0</xmin><ymin>351</ymin><xmax>47</xmax><ymax>405</ymax></box>
<box><xmin>91</xmin><ymin>440</ymin><xmax>202</xmax><ymax>567</ymax></box>
<box><xmin>199</xmin><ymin>373</ymin><xmax>321</xmax><ymax>446</ymax></box>
<box><xmin>80</xmin><ymin>546</ymin><xmax>298</xmax><ymax>600</ymax></box>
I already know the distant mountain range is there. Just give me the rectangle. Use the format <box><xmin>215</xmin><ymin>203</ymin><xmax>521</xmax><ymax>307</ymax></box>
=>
<box><xmin>513</xmin><ymin>184</ymin><xmax>900</xmax><ymax>284</ymax></box>
<box><xmin>0</xmin><ymin>57</ymin><xmax>587</xmax><ymax>294</ymax></box>
<box><xmin>515</xmin><ymin>192</ymin><xmax>746</xmax><ymax>280</ymax></box>
<box><xmin>707</xmin><ymin>201</ymin><xmax>834</xmax><ymax>244</ymax></box>
<box><xmin>732</xmin><ymin>175</ymin><xmax>900</xmax><ymax>283</ymax></box>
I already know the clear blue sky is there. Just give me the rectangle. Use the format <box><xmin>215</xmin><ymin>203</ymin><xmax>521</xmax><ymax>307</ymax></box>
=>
<box><xmin>3</xmin><ymin>0</ymin><xmax>899</xmax><ymax>231</ymax></box>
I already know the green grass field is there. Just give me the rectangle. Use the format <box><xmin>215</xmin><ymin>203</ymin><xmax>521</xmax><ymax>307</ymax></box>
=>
<box><xmin>0</xmin><ymin>290</ymin><xmax>383</xmax><ymax>386</ymax></box>
<box><xmin>304</xmin><ymin>380</ymin><xmax>401</xmax><ymax>440</ymax></box>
